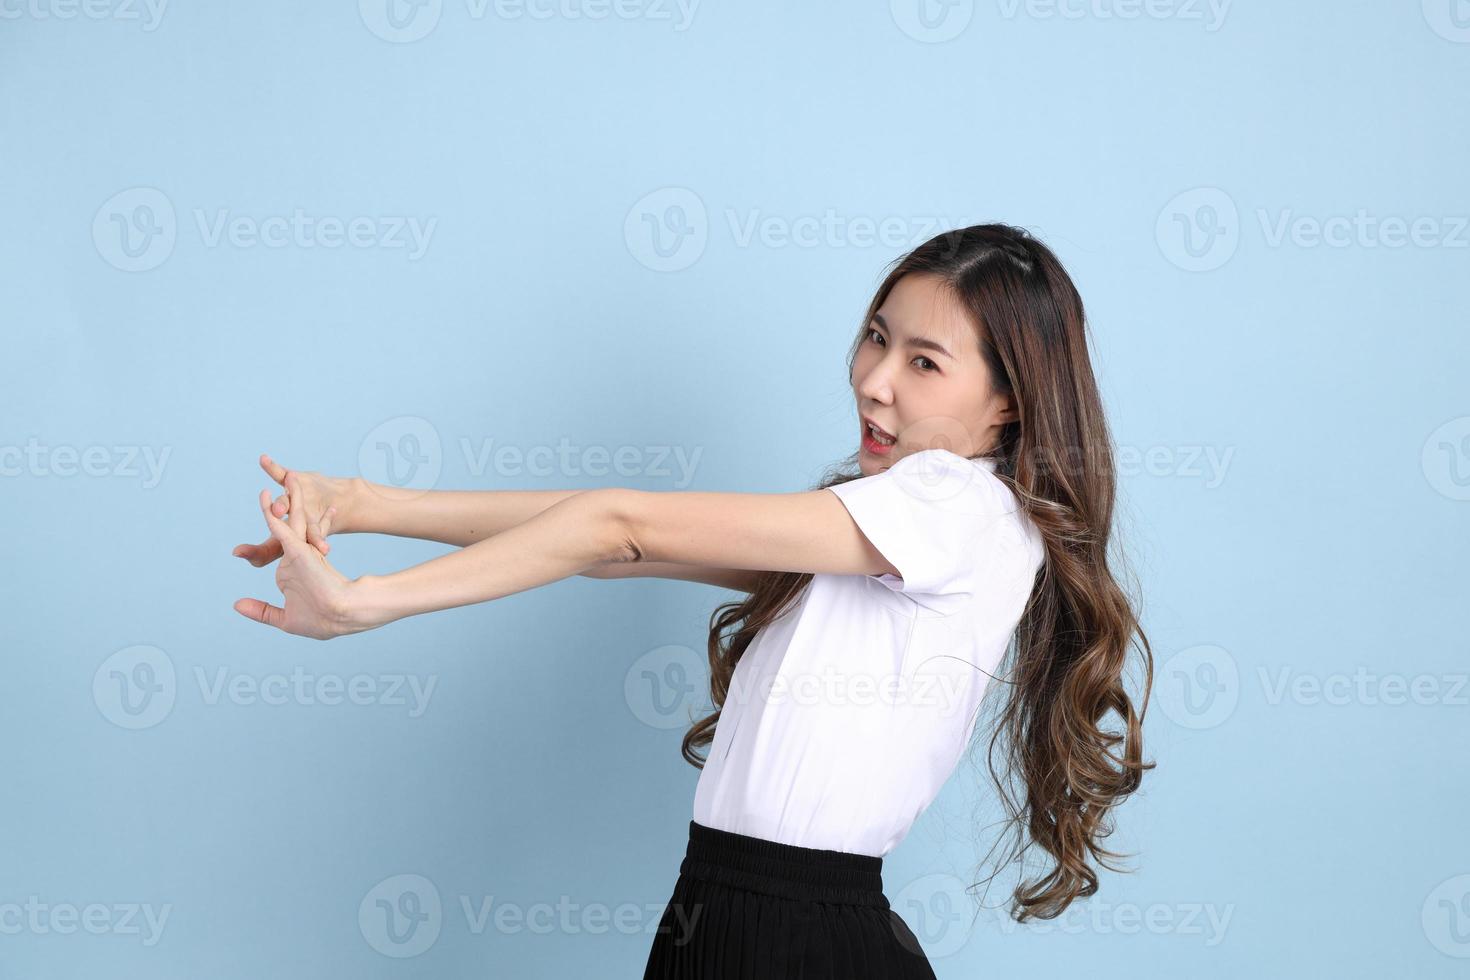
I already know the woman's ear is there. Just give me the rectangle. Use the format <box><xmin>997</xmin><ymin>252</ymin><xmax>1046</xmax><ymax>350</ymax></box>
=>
<box><xmin>991</xmin><ymin>392</ymin><xmax>1020</xmax><ymax>426</ymax></box>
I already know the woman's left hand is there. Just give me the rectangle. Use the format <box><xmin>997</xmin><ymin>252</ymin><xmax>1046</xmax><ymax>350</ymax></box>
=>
<box><xmin>234</xmin><ymin>474</ymin><xmax>362</xmax><ymax>639</ymax></box>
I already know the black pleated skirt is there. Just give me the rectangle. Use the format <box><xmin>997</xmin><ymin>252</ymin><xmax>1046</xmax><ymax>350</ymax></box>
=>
<box><xmin>642</xmin><ymin>819</ymin><xmax>937</xmax><ymax>979</ymax></box>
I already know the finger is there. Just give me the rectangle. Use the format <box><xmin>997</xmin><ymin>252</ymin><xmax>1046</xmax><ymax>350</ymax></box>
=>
<box><xmin>259</xmin><ymin>488</ymin><xmax>304</xmax><ymax>552</ymax></box>
<box><xmin>318</xmin><ymin>505</ymin><xmax>337</xmax><ymax>553</ymax></box>
<box><xmin>233</xmin><ymin>538</ymin><xmax>284</xmax><ymax>566</ymax></box>
<box><xmin>259</xmin><ymin>453</ymin><xmax>289</xmax><ymax>486</ymax></box>
<box><xmin>305</xmin><ymin>501</ymin><xmax>334</xmax><ymax>554</ymax></box>
<box><xmin>272</xmin><ymin>493</ymin><xmax>289</xmax><ymax>518</ymax></box>
<box><xmin>234</xmin><ymin>596</ymin><xmax>286</xmax><ymax>630</ymax></box>
<box><xmin>284</xmin><ymin>474</ymin><xmax>307</xmax><ymax>536</ymax></box>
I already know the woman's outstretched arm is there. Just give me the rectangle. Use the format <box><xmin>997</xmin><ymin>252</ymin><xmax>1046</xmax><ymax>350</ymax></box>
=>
<box><xmin>349</xmin><ymin>480</ymin><xmax>585</xmax><ymax>546</ymax></box>
<box><xmin>344</xmin><ymin>488</ymin><xmax>632</xmax><ymax>630</ymax></box>
<box><xmin>614</xmin><ymin>488</ymin><xmax>897</xmax><ymax>580</ymax></box>
<box><xmin>343</xmin><ymin>481</ymin><xmax>764</xmax><ymax>590</ymax></box>
<box><xmin>335</xmin><ymin>485</ymin><xmax>893</xmax><ymax>634</ymax></box>
<box><xmin>238</xmin><ymin>456</ymin><xmax>758</xmax><ymax>591</ymax></box>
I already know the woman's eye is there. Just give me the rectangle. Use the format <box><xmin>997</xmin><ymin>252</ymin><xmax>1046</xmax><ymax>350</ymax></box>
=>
<box><xmin>868</xmin><ymin>328</ymin><xmax>936</xmax><ymax>371</ymax></box>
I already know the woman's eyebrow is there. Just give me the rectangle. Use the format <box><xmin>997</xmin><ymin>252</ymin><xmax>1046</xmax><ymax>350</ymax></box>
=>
<box><xmin>872</xmin><ymin>312</ymin><xmax>955</xmax><ymax>360</ymax></box>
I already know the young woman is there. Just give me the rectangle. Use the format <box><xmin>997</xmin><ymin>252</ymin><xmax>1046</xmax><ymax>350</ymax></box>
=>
<box><xmin>232</xmin><ymin>223</ymin><xmax>1154</xmax><ymax>978</ymax></box>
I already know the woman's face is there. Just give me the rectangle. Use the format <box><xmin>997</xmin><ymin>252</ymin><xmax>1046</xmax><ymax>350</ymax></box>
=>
<box><xmin>850</xmin><ymin>272</ymin><xmax>1015</xmax><ymax>475</ymax></box>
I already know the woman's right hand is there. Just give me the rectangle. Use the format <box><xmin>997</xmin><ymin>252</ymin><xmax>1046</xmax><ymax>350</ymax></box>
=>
<box><xmin>232</xmin><ymin>453</ymin><xmax>356</xmax><ymax>567</ymax></box>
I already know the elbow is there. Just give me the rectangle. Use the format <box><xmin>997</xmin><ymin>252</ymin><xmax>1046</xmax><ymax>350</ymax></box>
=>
<box><xmin>597</xmin><ymin>488</ymin><xmax>643</xmax><ymax>565</ymax></box>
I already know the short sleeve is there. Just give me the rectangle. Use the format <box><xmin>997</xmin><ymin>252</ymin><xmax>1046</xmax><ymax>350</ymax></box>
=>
<box><xmin>825</xmin><ymin>448</ymin><xmax>1026</xmax><ymax>608</ymax></box>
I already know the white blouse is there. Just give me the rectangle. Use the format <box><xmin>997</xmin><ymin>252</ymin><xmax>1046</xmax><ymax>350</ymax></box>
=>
<box><xmin>691</xmin><ymin>448</ymin><xmax>1047</xmax><ymax>857</ymax></box>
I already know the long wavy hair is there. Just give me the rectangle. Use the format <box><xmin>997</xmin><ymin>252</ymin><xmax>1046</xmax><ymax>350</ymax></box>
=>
<box><xmin>680</xmin><ymin>222</ymin><xmax>1155</xmax><ymax>922</ymax></box>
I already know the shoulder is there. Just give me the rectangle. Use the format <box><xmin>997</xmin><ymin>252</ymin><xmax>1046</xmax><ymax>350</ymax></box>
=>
<box><xmin>870</xmin><ymin>448</ymin><xmax>1018</xmax><ymax>514</ymax></box>
<box><xmin>904</xmin><ymin>449</ymin><xmax>1043</xmax><ymax>568</ymax></box>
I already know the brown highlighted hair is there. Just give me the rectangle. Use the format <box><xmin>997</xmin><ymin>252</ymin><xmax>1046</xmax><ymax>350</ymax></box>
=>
<box><xmin>681</xmin><ymin>223</ymin><xmax>1155</xmax><ymax>922</ymax></box>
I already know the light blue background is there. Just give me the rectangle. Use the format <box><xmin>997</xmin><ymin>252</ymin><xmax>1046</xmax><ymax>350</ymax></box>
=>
<box><xmin>3</xmin><ymin>1</ymin><xmax>1468</xmax><ymax>977</ymax></box>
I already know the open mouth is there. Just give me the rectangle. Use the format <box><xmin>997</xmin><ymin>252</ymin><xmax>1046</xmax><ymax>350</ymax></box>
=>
<box><xmin>862</xmin><ymin>417</ymin><xmax>897</xmax><ymax>452</ymax></box>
